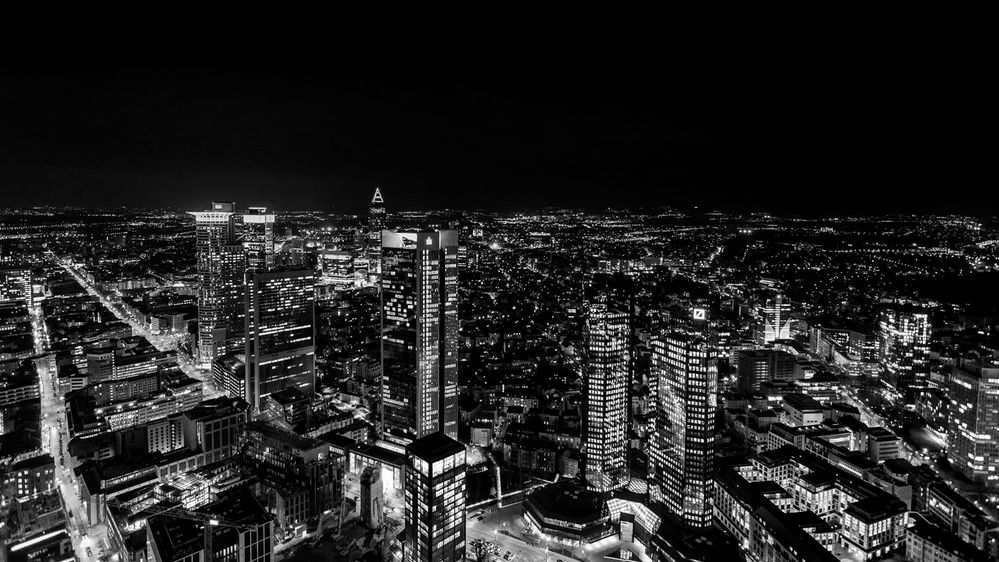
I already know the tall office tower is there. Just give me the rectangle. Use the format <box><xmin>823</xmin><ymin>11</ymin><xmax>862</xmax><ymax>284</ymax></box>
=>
<box><xmin>366</xmin><ymin>187</ymin><xmax>386</xmax><ymax>280</ymax></box>
<box><xmin>190</xmin><ymin>202</ymin><xmax>246</xmax><ymax>368</ymax></box>
<box><xmin>404</xmin><ymin>433</ymin><xmax>466</xmax><ymax>562</ymax></box>
<box><xmin>380</xmin><ymin>230</ymin><xmax>459</xmax><ymax>444</ymax></box>
<box><xmin>878</xmin><ymin>303</ymin><xmax>931</xmax><ymax>397</ymax></box>
<box><xmin>649</xmin><ymin>332</ymin><xmax>718</xmax><ymax>529</ymax></box>
<box><xmin>583</xmin><ymin>300</ymin><xmax>630</xmax><ymax>492</ymax></box>
<box><xmin>759</xmin><ymin>295</ymin><xmax>792</xmax><ymax>344</ymax></box>
<box><xmin>243</xmin><ymin>206</ymin><xmax>276</xmax><ymax>271</ymax></box>
<box><xmin>947</xmin><ymin>358</ymin><xmax>999</xmax><ymax>488</ymax></box>
<box><xmin>244</xmin><ymin>267</ymin><xmax>316</xmax><ymax>412</ymax></box>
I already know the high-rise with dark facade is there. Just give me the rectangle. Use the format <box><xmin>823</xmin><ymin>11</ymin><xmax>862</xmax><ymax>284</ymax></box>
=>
<box><xmin>244</xmin><ymin>267</ymin><xmax>316</xmax><ymax>412</ymax></box>
<box><xmin>649</xmin><ymin>331</ymin><xmax>717</xmax><ymax>529</ymax></box>
<box><xmin>380</xmin><ymin>230</ymin><xmax>458</xmax><ymax>444</ymax></box>
<box><xmin>583</xmin><ymin>300</ymin><xmax>629</xmax><ymax>492</ymax></box>
<box><xmin>404</xmin><ymin>432</ymin><xmax>466</xmax><ymax>562</ymax></box>
<box><xmin>191</xmin><ymin>202</ymin><xmax>246</xmax><ymax>367</ymax></box>
<box><xmin>366</xmin><ymin>188</ymin><xmax>386</xmax><ymax>281</ymax></box>
<box><xmin>243</xmin><ymin>206</ymin><xmax>275</xmax><ymax>272</ymax></box>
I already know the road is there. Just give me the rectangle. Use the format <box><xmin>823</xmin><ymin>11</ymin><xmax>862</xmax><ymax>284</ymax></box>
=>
<box><xmin>467</xmin><ymin>503</ymin><xmax>584</xmax><ymax>562</ymax></box>
<box><xmin>844</xmin><ymin>385</ymin><xmax>999</xmax><ymax>520</ymax></box>
<box><xmin>55</xmin><ymin>255</ymin><xmax>219</xmax><ymax>399</ymax></box>
<box><xmin>31</xmin><ymin>298</ymin><xmax>112</xmax><ymax>562</ymax></box>
<box><xmin>841</xmin><ymin>388</ymin><xmax>929</xmax><ymax>466</ymax></box>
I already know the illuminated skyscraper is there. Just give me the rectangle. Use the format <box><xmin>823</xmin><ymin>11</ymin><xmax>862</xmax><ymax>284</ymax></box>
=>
<box><xmin>583</xmin><ymin>300</ymin><xmax>629</xmax><ymax>492</ymax></box>
<box><xmin>380</xmin><ymin>230</ymin><xmax>458</xmax><ymax>444</ymax></box>
<box><xmin>244</xmin><ymin>267</ymin><xmax>316</xmax><ymax>411</ymax></box>
<box><xmin>878</xmin><ymin>303</ymin><xmax>930</xmax><ymax>399</ymax></box>
<box><xmin>947</xmin><ymin>358</ymin><xmax>999</xmax><ymax>488</ymax></box>
<box><xmin>404</xmin><ymin>432</ymin><xmax>466</xmax><ymax>562</ymax></box>
<box><xmin>243</xmin><ymin>206</ymin><xmax>275</xmax><ymax>271</ymax></box>
<box><xmin>759</xmin><ymin>295</ymin><xmax>792</xmax><ymax>344</ymax></box>
<box><xmin>366</xmin><ymin>187</ymin><xmax>386</xmax><ymax>281</ymax></box>
<box><xmin>190</xmin><ymin>202</ymin><xmax>246</xmax><ymax>367</ymax></box>
<box><xmin>649</xmin><ymin>331</ymin><xmax>717</xmax><ymax>529</ymax></box>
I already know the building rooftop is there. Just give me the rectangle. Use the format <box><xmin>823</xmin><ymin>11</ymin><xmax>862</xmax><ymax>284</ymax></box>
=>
<box><xmin>525</xmin><ymin>478</ymin><xmax>607</xmax><ymax>525</ymax></box>
<box><xmin>907</xmin><ymin>513</ymin><xmax>991</xmax><ymax>562</ymax></box>
<box><xmin>182</xmin><ymin>396</ymin><xmax>248</xmax><ymax>422</ymax></box>
<box><xmin>782</xmin><ymin>393</ymin><xmax>824</xmax><ymax>412</ymax></box>
<box><xmin>267</xmin><ymin>386</ymin><xmax>308</xmax><ymax>405</ymax></box>
<box><xmin>406</xmin><ymin>431</ymin><xmax>464</xmax><ymax>461</ymax></box>
<box><xmin>148</xmin><ymin>487</ymin><xmax>270</xmax><ymax>562</ymax></box>
<box><xmin>843</xmin><ymin>496</ymin><xmax>906</xmax><ymax>523</ymax></box>
<box><xmin>651</xmin><ymin>511</ymin><xmax>741</xmax><ymax>562</ymax></box>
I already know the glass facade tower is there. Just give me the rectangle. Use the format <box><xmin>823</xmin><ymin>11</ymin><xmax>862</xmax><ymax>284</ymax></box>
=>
<box><xmin>404</xmin><ymin>432</ymin><xmax>466</xmax><ymax>562</ymax></box>
<box><xmin>649</xmin><ymin>331</ymin><xmax>717</xmax><ymax>529</ymax></box>
<box><xmin>190</xmin><ymin>202</ymin><xmax>246</xmax><ymax>368</ymax></box>
<box><xmin>244</xmin><ymin>267</ymin><xmax>316</xmax><ymax>411</ymax></box>
<box><xmin>878</xmin><ymin>303</ymin><xmax>931</xmax><ymax>400</ymax></box>
<box><xmin>583</xmin><ymin>300</ymin><xmax>630</xmax><ymax>492</ymax></box>
<box><xmin>243</xmin><ymin>206</ymin><xmax>275</xmax><ymax>272</ymax></box>
<box><xmin>380</xmin><ymin>230</ymin><xmax>459</xmax><ymax>445</ymax></box>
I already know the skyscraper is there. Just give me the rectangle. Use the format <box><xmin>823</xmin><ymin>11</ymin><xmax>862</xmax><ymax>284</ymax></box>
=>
<box><xmin>380</xmin><ymin>230</ymin><xmax>458</xmax><ymax>444</ymax></box>
<box><xmin>244</xmin><ymin>267</ymin><xmax>316</xmax><ymax>412</ymax></box>
<box><xmin>878</xmin><ymin>303</ymin><xmax>931</xmax><ymax>398</ymax></box>
<box><xmin>190</xmin><ymin>202</ymin><xmax>246</xmax><ymax>368</ymax></box>
<box><xmin>583</xmin><ymin>300</ymin><xmax>629</xmax><ymax>492</ymax></box>
<box><xmin>404</xmin><ymin>432</ymin><xmax>466</xmax><ymax>562</ymax></box>
<box><xmin>649</xmin><ymin>331</ymin><xmax>717</xmax><ymax>529</ymax></box>
<box><xmin>947</xmin><ymin>358</ymin><xmax>999</xmax><ymax>488</ymax></box>
<box><xmin>243</xmin><ymin>206</ymin><xmax>275</xmax><ymax>272</ymax></box>
<box><xmin>366</xmin><ymin>187</ymin><xmax>386</xmax><ymax>281</ymax></box>
<box><xmin>759</xmin><ymin>295</ymin><xmax>792</xmax><ymax>344</ymax></box>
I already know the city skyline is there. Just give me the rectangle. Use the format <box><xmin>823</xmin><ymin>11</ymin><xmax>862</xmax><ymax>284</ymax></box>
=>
<box><xmin>3</xmin><ymin>39</ymin><xmax>999</xmax><ymax>562</ymax></box>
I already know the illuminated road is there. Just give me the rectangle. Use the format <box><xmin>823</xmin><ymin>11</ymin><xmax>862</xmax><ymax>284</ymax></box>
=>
<box><xmin>55</xmin><ymin>255</ymin><xmax>220</xmax><ymax>399</ymax></box>
<box><xmin>844</xmin><ymin>386</ymin><xmax>999</xmax><ymax>519</ymax></box>
<box><xmin>467</xmin><ymin>503</ymin><xmax>584</xmax><ymax>562</ymax></box>
<box><xmin>31</xmin><ymin>300</ymin><xmax>112</xmax><ymax>561</ymax></box>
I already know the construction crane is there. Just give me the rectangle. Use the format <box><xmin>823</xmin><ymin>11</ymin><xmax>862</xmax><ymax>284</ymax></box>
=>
<box><xmin>107</xmin><ymin>497</ymin><xmax>252</xmax><ymax>561</ymax></box>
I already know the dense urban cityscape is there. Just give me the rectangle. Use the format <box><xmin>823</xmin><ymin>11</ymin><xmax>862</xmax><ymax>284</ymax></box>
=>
<box><xmin>1</xmin><ymin>195</ymin><xmax>998</xmax><ymax>562</ymax></box>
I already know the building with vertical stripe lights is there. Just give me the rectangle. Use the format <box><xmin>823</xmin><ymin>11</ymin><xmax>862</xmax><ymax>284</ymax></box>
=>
<box><xmin>380</xmin><ymin>230</ymin><xmax>458</xmax><ymax>445</ymax></box>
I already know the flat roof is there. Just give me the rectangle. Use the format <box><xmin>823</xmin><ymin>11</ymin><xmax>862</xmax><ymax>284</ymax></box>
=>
<box><xmin>406</xmin><ymin>432</ymin><xmax>464</xmax><ymax>461</ymax></box>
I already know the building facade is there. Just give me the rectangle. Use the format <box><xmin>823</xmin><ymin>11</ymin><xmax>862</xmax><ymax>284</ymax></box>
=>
<box><xmin>948</xmin><ymin>359</ymin><xmax>999</xmax><ymax>489</ymax></box>
<box><xmin>244</xmin><ymin>267</ymin><xmax>316</xmax><ymax>412</ymax></box>
<box><xmin>366</xmin><ymin>188</ymin><xmax>386</xmax><ymax>281</ymax></box>
<box><xmin>243</xmin><ymin>207</ymin><xmax>275</xmax><ymax>272</ymax></box>
<box><xmin>760</xmin><ymin>295</ymin><xmax>792</xmax><ymax>344</ymax></box>
<box><xmin>190</xmin><ymin>202</ymin><xmax>246</xmax><ymax>367</ymax></box>
<box><xmin>403</xmin><ymin>433</ymin><xmax>466</xmax><ymax>562</ymax></box>
<box><xmin>878</xmin><ymin>303</ymin><xmax>931</xmax><ymax>397</ymax></box>
<box><xmin>649</xmin><ymin>332</ymin><xmax>717</xmax><ymax>529</ymax></box>
<box><xmin>380</xmin><ymin>230</ymin><xmax>458</xmax><ymax>444</ymax></box>
<box><xmin>583</xmin><ymin>300</ymin><xmax>629</xmax><ymax>492</ymax></box>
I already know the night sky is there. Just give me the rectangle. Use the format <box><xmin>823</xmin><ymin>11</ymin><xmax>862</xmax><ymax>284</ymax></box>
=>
<box><xmin>1</xmin><ymin>41</ymin><xmax>994</xmax><ymax>214</ymax></box>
